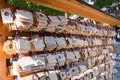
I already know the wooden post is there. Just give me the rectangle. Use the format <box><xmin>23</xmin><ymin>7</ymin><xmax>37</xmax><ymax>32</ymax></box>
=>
<box><xmin>0</xmin><ymin>0</ymin><xmax>13</xmax><ymax>80</ymax></box>
<box><xmin>65</xmin><ymin>12</ymin><xmax>69</xmax><ymax>18</ymax></box>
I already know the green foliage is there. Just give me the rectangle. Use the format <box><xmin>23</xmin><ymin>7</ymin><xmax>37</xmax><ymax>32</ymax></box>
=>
<box><xmin>94</xmin><ymin>0</ymin><xmax>119</xmax><ymax>8</ymax></box>
<box><xmin>7</xmin><ymin>0</ymin><xmax>65</xmax><ymax>16</ymax></box>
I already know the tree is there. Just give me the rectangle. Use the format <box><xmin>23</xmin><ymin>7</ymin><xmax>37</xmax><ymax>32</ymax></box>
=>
<box><xmin>7</xmin><ymin>0</ymin><xmax>65</xmax><ymax>16</ymax></box>
<box><xmin>94</xmin><ymin>0</ymin><xmax>119</xmax><ymax>9</ymax></box>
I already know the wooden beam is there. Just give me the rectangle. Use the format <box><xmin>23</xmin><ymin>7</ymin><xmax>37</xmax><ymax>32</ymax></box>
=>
<box><xmin>0</xmin><ymin>0</ymin><xmax>13</xmax><ymax>80</ymax></box>
<box><xmin>65</xmin><ymin>12</ymin><xmax>69</xmax><ymax>18</ymax></box>
<box><xmin>27</xmin><ymin>0</ymin><xmax>120</xmax><ymax>26</ymax></box>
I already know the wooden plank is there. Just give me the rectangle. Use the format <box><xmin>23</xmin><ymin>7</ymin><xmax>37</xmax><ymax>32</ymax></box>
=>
<box><xmin>0</xmin><ymin>16</ymin><xmax>13</xmax><ymax>80</ymax></box>
<box><xmin>27</xmin><ymin>0</ymin><xmax>120</xmax><ymax>26</ymax></box>
<box><xmin>0</xmin><ymin>0</ymin><xmax>13</xmax><ymax>80</ymax></box>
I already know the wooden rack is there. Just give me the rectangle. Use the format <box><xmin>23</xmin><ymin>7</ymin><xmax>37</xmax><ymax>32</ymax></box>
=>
<box><xmin>0</xmin><ymin>0</ymin><xmax>119</xmax><ymax>80</ymax></box>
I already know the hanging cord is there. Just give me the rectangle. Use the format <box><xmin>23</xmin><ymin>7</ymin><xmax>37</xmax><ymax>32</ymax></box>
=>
<box><xmin>29</xmin><ymin>31</ymin><xmax>40</xmax><ymax>80</ymax></box>
<box><xmin>33</xmin><ymin>72</ymin><xmax>41</xmax><ymax>80</ymax></box>
<box><xmin>12</xmin><ymin>31</ymin><xmax>23</xmax><ymax>61</ymax></box>
<box><xmin>12</xmin><ymin>30</ymin><xmax>21</xmax><ymax>40</ymax></box>
<box><xmin>12</xmin><ymin>31</ymin><xmax>24</xmax><ymax>80</ymax></box>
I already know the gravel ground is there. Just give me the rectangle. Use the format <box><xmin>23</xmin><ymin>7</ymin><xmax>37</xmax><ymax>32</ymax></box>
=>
<box><xmin>114</xmin><ymin>42</ymin><xmax>120</xmax><ymax>80</ymax></box>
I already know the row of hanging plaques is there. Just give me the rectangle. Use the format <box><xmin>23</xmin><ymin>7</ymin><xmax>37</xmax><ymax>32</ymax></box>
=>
<box><xmin>9</xmin><ymin>45</ymin><xmax>114</xmax><ymax>73</ymax></box>
<box><xmin>1</xmin><ymin>8</ymin><xmax>116</xmax><ymax>37</ymax></box>
<box><xmin>0</xmin><ymin>8</ymin><xmax>116</xmax><ymax>80</ymax></box>
<box><xmin>11</xmin><ymin>60</ymin><xmax>114</xmax><ymax>80</ymax></box>
<box><xmin>8</xmin><ymin>49</ymin><xmax>115</xmax><ymax>80</ymax></box>
<box><xmin>3</xmin><ymin>33</ymin><xmax>114</xmax><ymax>55</ymax></box>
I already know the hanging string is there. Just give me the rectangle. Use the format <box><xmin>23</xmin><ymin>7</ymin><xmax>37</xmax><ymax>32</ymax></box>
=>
<box><xmin>33</xmin><ymin>72</ymin><xmax>41</xmax><ymax>80</ymax></box>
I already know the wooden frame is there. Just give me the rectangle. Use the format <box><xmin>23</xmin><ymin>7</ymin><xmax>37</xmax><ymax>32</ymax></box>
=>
<box><xmin>0</xmin><ymin>0</ymin><xmax>119</xmax><ymax>80</ymax></box>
